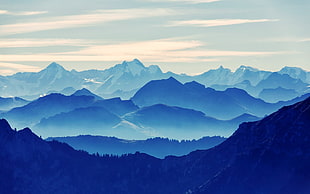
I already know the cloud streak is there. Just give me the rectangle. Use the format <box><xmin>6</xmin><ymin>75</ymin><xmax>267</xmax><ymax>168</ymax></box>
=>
<box><xmin>0</xmin><ymin>39</ymin><xmax>284</xmax><ymax>63</ymax></box>
<box><xmin>0</xmin><ymin>8</ymin><xmax>174</xmax><ymax>36</ymax></box>
<box><xmin>0</xmin><ymin>39</ymin><xmax>93</xmax><ymax>48</ymax></box>
<box><xmin>0</xmin><ymin>10</ymin><xmax>47</xmax><ymax>16</ymax></box>
<box><xmin>145</xmin><ymin>0</ymin><xmax>220</xmax><ymax>4</ymax></box>
<box><xmin>298</xmin><ymin>38</ymin><xmax>310</xmax><ymax>42</ymax></box>
<box><xmin>0</xmin><ymin>62</ymin><xmax>40</xmax><ymax>75</ymax></box>
<box><xmin>168</xmin><ymin>19</ymin><xmax>279</xmax><ymax>27</ymax></box>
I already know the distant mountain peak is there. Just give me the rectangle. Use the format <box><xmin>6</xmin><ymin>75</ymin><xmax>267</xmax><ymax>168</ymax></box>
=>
<box><xmin>73</xmin><ymin>88</ymin><xmax>92</xmax><ymax>95</ymax></box>
<box><xmin>45</xmin><ymin>62</ymin><xmax>66</xmax><ymax>71</ymax></box>
<box><xmin>236</xmin><ymin>65</ymin><xmax>259</xmax><ymax>72</ymax></box>
<box><xmin>216</xmin><ymin>65</ymin><xmax>230</xmax><ymax>71</ymax></box>
<box><xmin>72</xmin><ymin>88</ymin><xmax>103</xmax><ymax>100</ymax></box>
<box><xmin>280</xmin><ymin>66</ymin><xmax>305</xmax><ymax>72</ymax></box>
<box><xmin>165</xmin><ymin>77</ymin><xmax>182</xmax><ymax>85</ymax></box>
<box><xmin>118</xmin><ymin>59</ymin><xmax>146</xmax><ymax>76</ymax></box>
<box><xmin>184</xmin><ymin>81</ymin><xmax>205</xmax><ymax>90</ymax></box>
<box><xmin>122</xmin><ymin>59</ymin><xmax>144</xmax><ymax>66</ymax></box>
<box><xmin>167</xmin><ymin>76</ymin><xmax>177</xmax><ymax>81</ymax></box>
<box><xmin>39</xmin><ymin>62</ymin><xmax>67</xmax><ymax>80</ymax></box>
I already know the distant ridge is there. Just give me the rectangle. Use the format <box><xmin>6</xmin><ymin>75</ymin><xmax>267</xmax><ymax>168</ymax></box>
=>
<box><xmin>47</xmin><ymin>135</ymin><xmax>226</xmax><ymax>158</ymax></box>
<box><xmin>71</xmin><ymin>88</ymin><xmax>103</xmax><ymax>100</ymax></box>
<box><xmin>0</xmin><ymin>60</ymin><xmax>308</xmax><ymax>101</ymax></box>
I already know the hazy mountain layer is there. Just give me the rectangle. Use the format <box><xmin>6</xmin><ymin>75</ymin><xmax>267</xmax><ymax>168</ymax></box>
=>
<box><xmin>0</xmin><ymin>97</ymin><xmax>309</xmax><ymax>193</ymax></box>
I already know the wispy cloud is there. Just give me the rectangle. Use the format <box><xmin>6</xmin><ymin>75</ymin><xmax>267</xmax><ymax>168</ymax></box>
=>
<box><xmin>0</xmin><ymin>39</ymin><xmax>93</xmax><ymax>48</ymax></box>
<box><xmin>168</xmin><ymin>19</ymin><xmax>279</xmax><ymax>27</ymax></box>
<box><xmin>0</xmin><ymin>8</ymin><xmax>174</xmax><ymax>36</ymax></box>
<box><xmin>67</xmin><ymin>39</ymin><xmax>203</xmax><ymax>55</ymax></box>
<box><xmin>268</xmin><ymin>37</ymin><xmax>310</xmax><ymax>43</ymax></box>
<box><xmin>0</xmin><ymin>39</ymin><xmax>284</xmax><ymax>63</ymax></box>
<box><xmin>0</xmin><ymin>10</ymin><xmax>47</xmax><ymax>16</ymax></box>
<box><xmin>298</xmin><ymin>38</ymin><xmax>310</xmax><ymax>42</ymax></box>
<box><xmin>0</xmin><ymin>62</ymin><xmax>40</xmax><ymax>75</ymax></box>
<box><xmin>145</xmin><ymin>0</ymin><xmax>220</xmax><ymax>4</ymax></box>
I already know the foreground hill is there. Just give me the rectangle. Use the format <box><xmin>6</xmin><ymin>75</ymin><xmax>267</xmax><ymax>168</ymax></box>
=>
<box><xmin>0</xmin><ymin>97</ymin><xmax>309</xmax><ymax>193</ymax></box>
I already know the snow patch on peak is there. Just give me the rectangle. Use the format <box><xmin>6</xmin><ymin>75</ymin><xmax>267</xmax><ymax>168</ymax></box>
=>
<box><xmin>84</xmin><ymin>78</ymin><xmax>102</xmax><ymax>84</ymax></box>
<box><xmin>236</xmin><ymin>65</ymin><xmax>259</xmax><ymax>72</ymax></box>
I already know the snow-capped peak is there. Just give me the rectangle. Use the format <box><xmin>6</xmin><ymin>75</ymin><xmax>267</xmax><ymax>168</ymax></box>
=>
<box><xmin>121</xmin><ymin>59</ymin><xmax>146</xmax><ymax>76</ymax></box>
<box><xmin>236</xmin><ymin>65</ymin><xmax>259</xmax><ymax>72</ymax></box>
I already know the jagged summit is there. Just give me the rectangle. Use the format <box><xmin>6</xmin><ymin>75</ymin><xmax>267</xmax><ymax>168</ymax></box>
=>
<box><xmin>122</xmin><ymin>59</ymin><xmax>145</xmax><ymax>67</ymax></box>
<box><xmin>45</xmin><ymin>62</ymin><xmax>66</xmax><ymax>71</ymax></box>
<box><xmin>217</xmin><ymin>65</ymin><xmax>225</xmax><ymax>70</ymax></box>
<box><xmin>114</xmin><ymin>59</ymin><xmax>147</xmax><ymax>76</ymax></box>
<box><xmin>236</xmin><ymin>65</ymin><xmax>259</xmax><ymax>72</ymax></box>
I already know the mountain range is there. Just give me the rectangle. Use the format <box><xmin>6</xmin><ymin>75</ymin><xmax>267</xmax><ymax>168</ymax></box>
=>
<box><xmin>0</xmin><ymin>97</ymin><xmax>309</xmax><ymax>193</ymax></box>
<box><xmin>131</xmin><ymin>77</ymin><xmax>307</xmax><ymax>119</ymax></box>
<box><xmin>0</xmin><ymin>60</ymin><xmax>309</xmax><ymax>102</ymax></box>
<box><xmin>2</xmin><ymin>80</ymin><xmax>309</xmax><ymax>139</ymax></box>
<box><xmin>46</xmin><ymin>135</ymin><xmax>226</xmax><ymax>159</ymax></box>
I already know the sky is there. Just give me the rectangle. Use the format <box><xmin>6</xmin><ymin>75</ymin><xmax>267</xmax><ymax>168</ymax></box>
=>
<box><xmin>0</xmin><ymin>0</ymin><xmax>309</xmax><ymax>75</ymax></box>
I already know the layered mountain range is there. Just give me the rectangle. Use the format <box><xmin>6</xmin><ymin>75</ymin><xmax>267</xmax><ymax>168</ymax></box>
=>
<box><xmin>0</xmin><ymin>60</ymin><xmax>309</xmax><ymax>102</ymax></box>
<box><xmin>0</xmin><ymin>97</ymin><xmax>309</xmax><ymax>193</ymax></box>
<box><xmin>2</xmin><ymin>81</ymin><xmax>308</xmax><ymax>139</ymax></box>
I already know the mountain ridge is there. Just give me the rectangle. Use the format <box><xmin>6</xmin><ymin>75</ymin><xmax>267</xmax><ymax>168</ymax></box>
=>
<box><xmin>0</xmin><ymin>60</ymin><xmax>308</xmax><ymax>101</ymax></box>
<box><xmin>0</xmin><ymin>97</ymin><xmax>309</xmax><ymax>193</ymax></box>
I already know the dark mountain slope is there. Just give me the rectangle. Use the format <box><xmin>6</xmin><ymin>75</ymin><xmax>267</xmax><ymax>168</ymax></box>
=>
<box><xmin>191</xmin><ymin>96</ymin><xmax>310</xmax><ymax>194</ymax></box>
<box><xmin>47</xmin><ymin>135</ymin><xmax>226</xmax><ymax>159</ymax></box>
<box><xmin>0</xmin><ymin>119</ymin><xmax>164</xmax><ymax>194</ymax></box>
<box><xmin>0</xmin><ymin>97</ymin><xmax>309</xmax><ymax>193</ymax></box>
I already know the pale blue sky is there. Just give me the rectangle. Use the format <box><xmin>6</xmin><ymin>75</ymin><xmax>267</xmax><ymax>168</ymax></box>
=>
<box><xmin>0</xmin><ymin>0</ymin><xmax>309</xmax><ymax>75</ymax></box>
